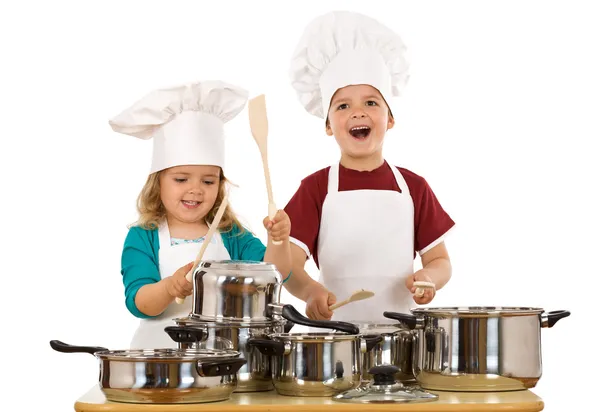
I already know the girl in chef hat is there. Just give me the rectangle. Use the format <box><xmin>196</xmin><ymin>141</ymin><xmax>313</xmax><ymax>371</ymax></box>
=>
<box><xmin>282</xmin><ymin>11</ymin><xmax>455</xmax><ymax>323</ymax></box>
<box><xmin>109</xmin><ymin>80</ymin><xmax>292</xmax><ymax>349</ymax></box>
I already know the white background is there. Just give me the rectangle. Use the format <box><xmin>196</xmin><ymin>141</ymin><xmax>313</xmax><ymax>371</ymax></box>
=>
<box><xmin>1</xmin><ymin>1</ymin><xmax>597</xmax><ymax>410</ymax></box>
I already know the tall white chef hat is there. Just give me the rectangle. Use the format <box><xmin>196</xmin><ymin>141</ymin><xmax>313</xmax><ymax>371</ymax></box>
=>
<box><xmin>289</xmin><ymin>10</ymin><xmax>410</xmax><ymax>119</ymax></box>
<box><xmin>109</xmin><ymin>80</ymin><xmax>248</xmax><ymax>174</ymax></box>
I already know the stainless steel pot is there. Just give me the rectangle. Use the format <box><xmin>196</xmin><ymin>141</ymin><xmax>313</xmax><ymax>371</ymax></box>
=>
<box><xmin>384</xmin><ymin>307</ymin><xmax>570</xmax><ymax>392</ymax></box>
<box><xmin>191</xmin><ymin>260</ymin><xmax>282</xmax><ymax>322</ymax></box>
<box><xmin>247</xmin><ymin>313</ymin><xmax>382</xmax><ymax>397</ymax></box>
<box><xmin>353</xmin><ymin>322</ymin><xmax>416</xmax><ymax>385</ymax></box>
<box><xmin>165</xmin><ymin>318</ymin><xmax>294</xmax><ymax>393</ymax></box>
<box><xmin>49</xmin><ymin>340</ymin><xmax>246</xmax><ymax>403</ymax></box>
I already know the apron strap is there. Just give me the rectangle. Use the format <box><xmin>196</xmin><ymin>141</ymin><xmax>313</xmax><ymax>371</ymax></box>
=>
<box><xmin>327</xmin><ymin>163</ymin><xmax>340</xmax><ymax>195</ymax></box>
<box><xmin>158</xmin><ymin>220</ymin><xmax>170</xmax><ymax>249</ymax></box>
<box><xmin>388</xmin><ymin>162</ymin><xmax>410</xmax><ymax>196</ymax></box>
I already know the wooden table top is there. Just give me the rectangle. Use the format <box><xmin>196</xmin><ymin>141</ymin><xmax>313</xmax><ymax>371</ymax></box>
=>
<box><xmin>74</xmin><ymin>384</ymin><xmax>544</xmax><ymax>412</ymax></box>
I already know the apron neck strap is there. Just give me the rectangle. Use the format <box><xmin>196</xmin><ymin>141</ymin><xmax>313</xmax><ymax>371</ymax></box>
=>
<box><xmin>158</xmin><ymin>220</ymin><xmax>170</xmax><ymax>248</ymax></box>
<box><xmin>327</xmin><ymin>163</ymin><xmax>340</xmax><ymax>194</ymax></box>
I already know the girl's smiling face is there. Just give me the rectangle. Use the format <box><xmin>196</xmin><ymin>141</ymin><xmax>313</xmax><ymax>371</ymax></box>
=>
<box><xmin>159</xmin><ymin>165</ymin><xmax>221</xmax><ymax>224</ymax></box>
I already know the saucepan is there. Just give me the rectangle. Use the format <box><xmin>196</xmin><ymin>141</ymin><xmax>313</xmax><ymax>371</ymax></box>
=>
<box><xmin>49</xmin><ymin>340</ymin><xmax>246</xmax><ymax>403</ymax></box>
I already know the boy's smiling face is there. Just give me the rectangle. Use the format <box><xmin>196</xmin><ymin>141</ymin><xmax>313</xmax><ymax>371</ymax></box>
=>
<box><xmin>326</xmin><ymin>84</ymin><xmax>394</xmax><ymax>164</ymax></box>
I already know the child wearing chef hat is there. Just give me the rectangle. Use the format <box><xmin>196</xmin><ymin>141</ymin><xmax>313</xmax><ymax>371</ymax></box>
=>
<box><xmin>282</xmin><ymin>11</ymin><xmax>455</xmax><ymax>323</ymax></box>
<box><xmin>109</xmin><ymin>80</ymin><xmax>292</xmax><ymax>349</ymax></box>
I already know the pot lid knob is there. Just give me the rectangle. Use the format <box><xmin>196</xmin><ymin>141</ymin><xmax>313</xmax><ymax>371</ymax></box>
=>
<box><xmin>369</xmin><ymin>365</ymin><xmax>399</xmax><ymax>386</ymax></box>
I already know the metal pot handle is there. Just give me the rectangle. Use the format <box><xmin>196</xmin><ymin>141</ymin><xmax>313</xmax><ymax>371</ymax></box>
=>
<box><xmin>269</xmin><ymin>304</ymin><xmax>360</xmax><ymax>335</ymax></box>
<box><xmin>164</xmin><ymin>326</ymin><xmax>207</xmax><ymax>343</ymax></box>
<box><xmin>360</xmin><ymin>335</ymin><xmax>384</xmax><ymax>353</ymax></box>
<box><xmin>196</xmin><ymin>357</ymin><xmax>246</xmax><ymax>377</ymax></box>
<box><xmin>247</xmin><ymin>338</ymin><xmax>287</xmax><ymax>356</ymax></box>
<box><xmin>383</xmin><ymin>311</ymin><xmax>424</xmax><ymax>329</ymax></box>
<box><xmin>49</xmin><ymin>340</ymin><xmax>108</xmax><ymax>355</ymax></box>
<box><xmin>541</xmin><ymin>310</ymin><xmax>571</xmax><ymax>328</ymax></box>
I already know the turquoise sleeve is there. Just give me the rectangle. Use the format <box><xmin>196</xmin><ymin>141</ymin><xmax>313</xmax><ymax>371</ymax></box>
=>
<box><xmin>121</xmin><ymin>226</ymin><xmax>160</xmax><ymax>319</ymax></box>
<box><xmin>224</xmin><ymin>224</ymin><xmax>266</xmax><ymax>261</ymax></box>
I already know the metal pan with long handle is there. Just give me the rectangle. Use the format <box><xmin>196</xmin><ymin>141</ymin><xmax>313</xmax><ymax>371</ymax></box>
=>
<box><xmin>49</xmin><ymin>340</ymin><xmax>246</xmax><ymax>404</ymax></box>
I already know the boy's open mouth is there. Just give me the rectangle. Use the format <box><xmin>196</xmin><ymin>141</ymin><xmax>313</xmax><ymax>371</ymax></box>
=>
<box><xmin>349</xmin><ymin>126</ymin><xmax>371</xmax><ymax>140</ymax></box>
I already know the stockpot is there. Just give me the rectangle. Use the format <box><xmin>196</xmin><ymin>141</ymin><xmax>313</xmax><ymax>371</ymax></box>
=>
<box><xmin>384</xmin><ymin>306</ymin><xmax>570</xmax><ymax>391</ymax></box>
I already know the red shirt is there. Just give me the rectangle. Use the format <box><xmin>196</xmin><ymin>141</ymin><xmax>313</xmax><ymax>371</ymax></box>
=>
<box><xmin>284</xmin><ymin>161</ymin><xmax>455</xmax><ymax>269</ymax></box>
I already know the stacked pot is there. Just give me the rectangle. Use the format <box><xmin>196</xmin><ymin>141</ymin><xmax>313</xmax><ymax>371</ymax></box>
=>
<box><xmin>165</xmin><ymin>260</ymin><xmax>382</xmax><ymax>396</ymax></box>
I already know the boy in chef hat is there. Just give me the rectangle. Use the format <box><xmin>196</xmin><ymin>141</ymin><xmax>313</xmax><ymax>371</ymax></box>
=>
<box><xmin>109</xmin><ymin>80</ymin><xmax>292</xmax><ymax>349</ymax></box>
<box><xmin>282</xmin><ymin>11</ymin><xmax>455</xmax><ymax>323</ymax></box>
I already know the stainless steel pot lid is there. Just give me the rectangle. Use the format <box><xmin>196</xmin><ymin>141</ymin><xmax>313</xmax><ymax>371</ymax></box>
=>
<box><xmin>350</xmin><ymin>322</ymin><xmax>411</xmax><ymax>334</ymax></box>
<box><xmin>333</xmin><ymin>366</ymin><xmax>438</xmax><ymax>404</ymax></box>
<box><xmin>198</xmin><ymin>260</ymin><xmax>277</xmax><ymax>271</ymax></box>
<box><xmin>411</xmin><ymin>306</ymin><xmax>545</xmax><ymax>317</ymax></box>
<box><xmin>95</xmin><ymin>348</ymin><xmax>242</xmax><ymax>361</ymax></box>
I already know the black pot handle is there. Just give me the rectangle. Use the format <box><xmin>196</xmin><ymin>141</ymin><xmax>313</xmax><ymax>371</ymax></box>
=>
<box><xmin>197</xmin><ymin>357</ymin><xmax>246</xmax><ymax>377</ymax></box>
<box><xmin>383</xmin><ymin>311</ymin><xmax>419</xmax><ymax>329</ymax></box>
<box><xmin>164</xmin><ymin>326</ymin><xmax>207</xmax><ymax>343</ymax></box>
<box><xmin>363</xmin><ymin>334</ymin><xmax>384</xmax><ymax>352</ymax></box>
<box><xmin>542</xmin><ymin>310</ymin><xmax>571</xmax><ymax>328</ymax></box>
<box><xmin>49</xmin><ymin>340</ymin><xmax>107</xmax><ymax>355</ymax></box>
<box><xmin>281</xmin><ymin>304</ymin><xmax>360</xmax><ymax>335</ymax></box>
<box><xmin>247</xmin><ymin>338</ymin><xmax>286</xmax><ymax>356</ymax></box>
<box><xmin>283</xmin><ymin>320</ymin><xmax>295</xmax><ymax>333</ymax></box>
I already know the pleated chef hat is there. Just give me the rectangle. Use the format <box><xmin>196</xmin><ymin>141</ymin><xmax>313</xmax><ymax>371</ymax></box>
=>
<box><xmin>109</xmin><ymin>80</ymin><xmax>248</xmax><ymax>174</ymax></box>
<box><xmin>289</xmin><ymin>10</ymin><xmax>410</xmax><ymax>119</ymax></box>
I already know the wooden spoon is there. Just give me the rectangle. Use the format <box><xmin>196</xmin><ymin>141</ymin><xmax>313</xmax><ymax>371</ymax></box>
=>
<box><xmin>175</xmin><ymin>193</ymin><xmax>229</xmax><ymax>304</ymax></box>
<box><xmin>414</xmin><ymin>281</ymin><xmax>435</xmax><ymax>298</ymax></box>
<box><xmin>329</xmin><ymin>289</ymin><xmax>375</xmax><ymax>311</ymax></box>
<box><xmin>248</xmin><ymin>94</ymin><xmax>281</xmax><ymax>245</ymax></box>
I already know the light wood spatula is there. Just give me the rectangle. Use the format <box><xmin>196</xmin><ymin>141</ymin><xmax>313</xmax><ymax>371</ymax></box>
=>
<box><xmin>175</xmin><ymin>193</ymin><xmax>229</xmax><ymax>304</ymax></box>
<box><xmin>329</xmin><ymin>289</ymin><xmax>375</xmax><ymax>311</ymax></box>
<box><xmin>248</xmin><ymin>94</ymin><xmax>281</xmax><ymax>245</ymax></box>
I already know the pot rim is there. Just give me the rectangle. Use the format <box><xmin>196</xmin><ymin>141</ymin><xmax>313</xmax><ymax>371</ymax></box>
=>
<box><xmin>93</xmin><ymin>348</ymin><xmax>242</xmax><ymax>362</ymax></box>
<box><xmin>411</xmin><ymin>306</ymin><xmax>545</xmax><ymax>317</ymax></box>
<box><xmin>174</xmin><ymin>316</ymin><xmax>286</xmax><ymax>328</ymax></box>
<box><xmin>269</xmin><ymin>332</ymin><xmax>360</xmax><ymax>342</ymax></box>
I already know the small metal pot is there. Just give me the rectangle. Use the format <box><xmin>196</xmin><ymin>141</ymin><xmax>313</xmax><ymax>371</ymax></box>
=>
<box><xmin>191</xmin><ymin>260</ymin><xmax>282</xmax><ymax>322</ymax></box>
<box><xmin>248</xmin><ymin>332</ymin><xmax>382</xmax><ymax>397</ymax></box>
<box><xmin>165</xmin><ymin>318</ymin><xmax>293</xmax><ymax>393</ymax></box>
<box><xmin>245</xmin><ymin>310</ymin><xmax>383</xmax><ymax>397</ymax></box>
<box><xmin>353</xmin><ymin>322</ymin><xmax>416</xmax><ymax>385</ymax></box>
<box><xmin>49</xmin><ymin>340</ymin><xmax>246</xmax><ymax>403</ymax></box>
<box><xmin>384</xmin><ymin>307</ymin><xmax>570</xmax><ymax>392</ymax></box>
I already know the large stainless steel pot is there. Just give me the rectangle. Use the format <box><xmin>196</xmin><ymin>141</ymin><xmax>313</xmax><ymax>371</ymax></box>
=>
<box><xmin>384</xmin><ymin>307</ymin><xmax>570</xmax><ymax>392</ymax></box>
<box><xmin>190</xmin><ymin>260</ymin><xmax>281</xmax><ymax>322</ymax></box>
<box><xmin>49</xmin><ymin>340</ymin><xmax>246</xmax><ymax>403</ymax></box>
<box><xmin>165</xmin><ymin>318</ymin><xmax>293</xmax><ymax>392</ymax></box>
<box><xmin>353</xmin><ymin>322</ymin><xmax>416</xmax><ymax>385</ymax></box>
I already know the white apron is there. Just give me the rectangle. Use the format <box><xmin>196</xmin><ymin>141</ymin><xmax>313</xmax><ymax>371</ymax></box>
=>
<box><xmin>129</xmin><ymin>221</ymin><xmax>231</xmax><ymax>349</ymax></box>
<box><xmin>317</xmin><ymin>161</ymin><xmax>416</xmax><ymax>323</ymax></box>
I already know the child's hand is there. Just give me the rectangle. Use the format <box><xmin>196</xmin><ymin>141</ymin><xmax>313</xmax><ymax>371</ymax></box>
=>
<box><xmin>305</xmin><ymin>288</ymin><xmax>336</xmax><ymax>320</ymax></box>
<box><xmin>164</xmin><ymin>261</ymin><xmax>194</xmax><ymax>299</ymax></box>
<box><xmin>263</xmin><ymin>209</ymin><xmax>291</xmax><ymax>243</ymax></box>
<box><xmin>405</xmin><ymin>269</ymin><xmax>436</xmax><ymax>304</ymax></box>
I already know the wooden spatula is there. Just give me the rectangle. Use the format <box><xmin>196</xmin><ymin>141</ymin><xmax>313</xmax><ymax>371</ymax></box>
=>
<box><xmin>329</xmin><ymin>289</ymin><xmax>375</xmax><ymax>311</ymax></box>
<box><xmin>414</xmin><ymin>281</ymin><xmax>435</xmax><ymax>298</ymax></box>
<box><xmin>248</xmin><ymin>94</ymin><xmax>281</xmax><ymax>245</ymax></box>
<box><xmin>175</xmin><ymin>193</ymin><xmax>229</xmax><ymax>304</ymax></box>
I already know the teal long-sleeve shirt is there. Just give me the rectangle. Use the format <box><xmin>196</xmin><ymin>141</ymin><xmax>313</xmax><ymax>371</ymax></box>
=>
<box><xmin>121</xmin><ymin>224</ymin><xmax>266</xmax><ymax>319</ymax></box>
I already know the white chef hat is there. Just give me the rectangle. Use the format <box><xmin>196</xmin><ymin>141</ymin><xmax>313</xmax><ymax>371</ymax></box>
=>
<box><xmin>109</xmin><ymin>80</ymin><xmax>248</xmax><ymax>174</ymax></box>
<box><xmin>289</xmin><ymin>10</ymin><xmax>410</xmax><ymax>119</ymax></box>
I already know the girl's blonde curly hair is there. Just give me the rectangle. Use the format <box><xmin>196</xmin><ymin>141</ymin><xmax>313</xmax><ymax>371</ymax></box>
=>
<box><xmin>132</xmin><ymin>168</ymin><xmax>245</xmax><ymax>234</ymax></box>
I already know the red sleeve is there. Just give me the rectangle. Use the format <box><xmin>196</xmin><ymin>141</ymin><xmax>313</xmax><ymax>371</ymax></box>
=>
<box><xmin>401</xmin><ymin>168</ymin><xmax>455</xmax><ymax>254</ymax></box>
<box><xmin>283</xmin><ymin>170</ymin><xmax>328</xmax><ymax>258</ymax></box>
